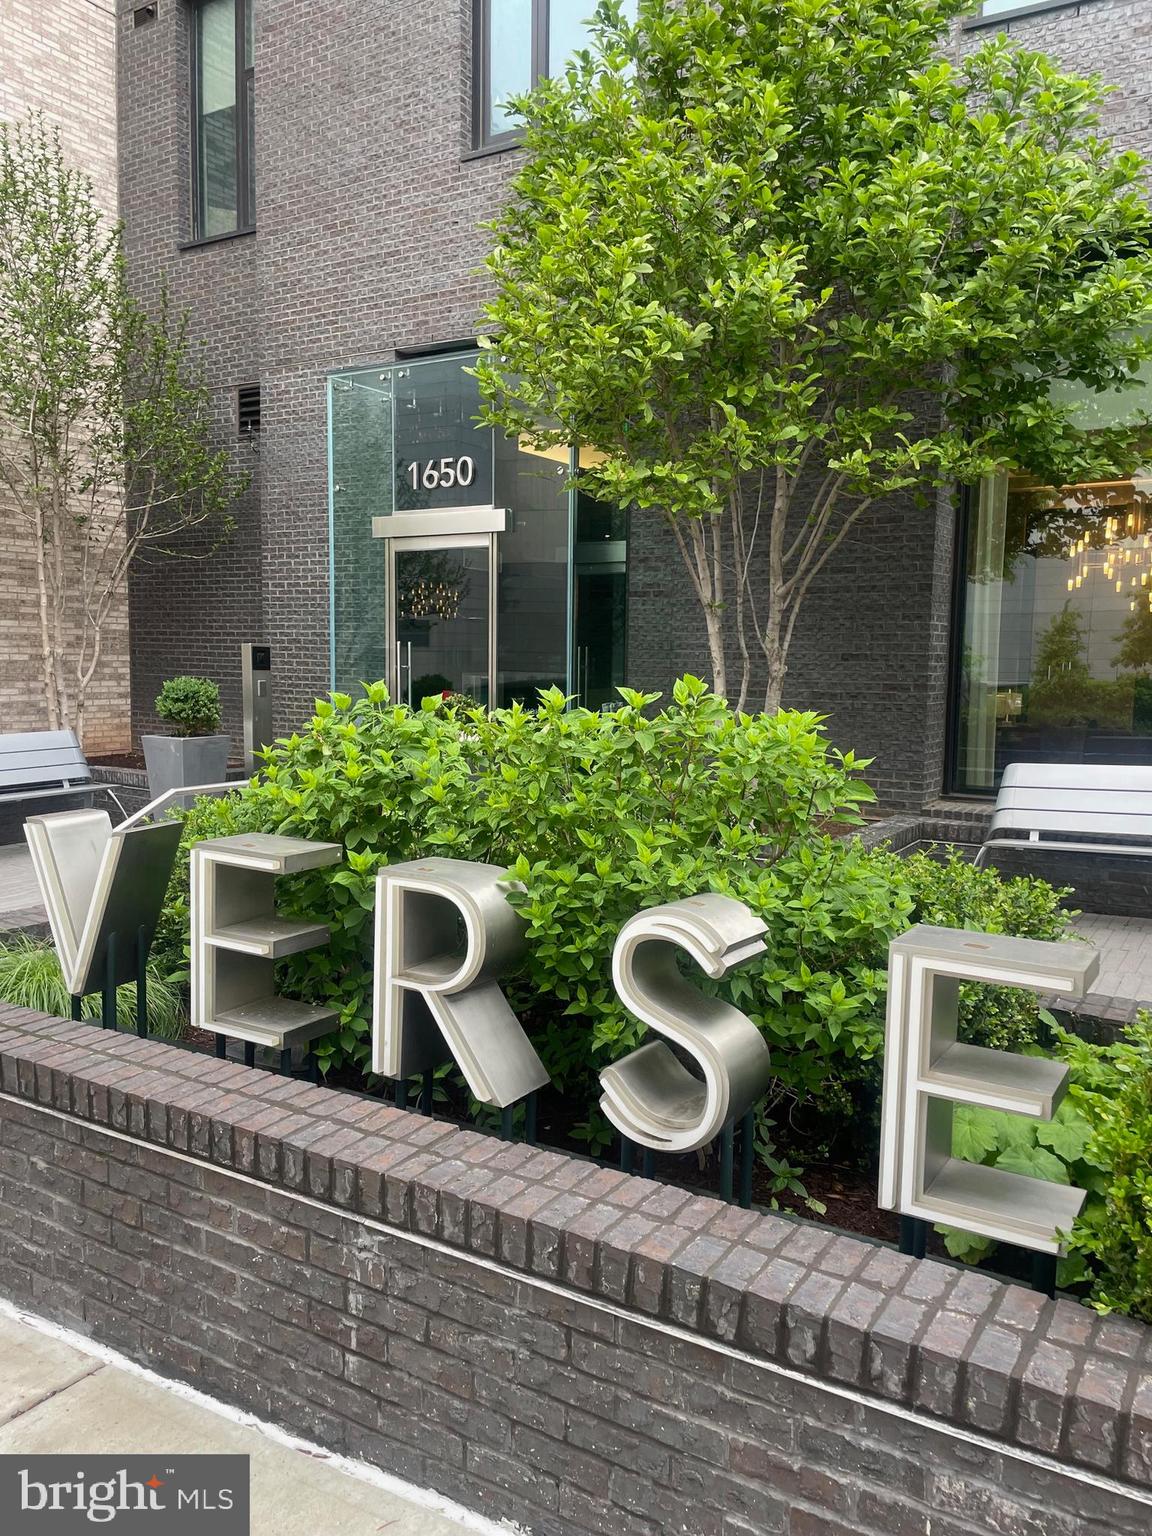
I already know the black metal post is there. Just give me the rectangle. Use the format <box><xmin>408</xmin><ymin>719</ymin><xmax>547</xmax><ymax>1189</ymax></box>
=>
<box><xmin>243</xmin><ymin>1041</ymin><xmax>256</xmax><ymax>1069</ymax></box>
<box><xmin>641</xmin><ymin>1147</ymin><xmax>654</xmax><ymax>1180</ymax></box>
<box><xmin>102</xmin><ymin>932</ymin><xmax>118</xmax><ymax>1030</ymax></box>
<box><xmin>620</xmin><ymin>1137</ymin><xmax>634</xmax><ymax>1175</ymax></box>
<box><xmin>279</xmin><ymin>1047</ymin><xmax>292</xmax><ymax>1076</ymax></box>
<box><xmin>719</xmin><ymin>1121</ymin><xmax>735</xmax><ymax>1204</ymax></box>
<box><xmin>899</xmin><ymin>1215</ymin><xmax>928</xmax><ymax>1260</ymax></box>
<box><xmin>500</xmin><ymin>1104</ymin><xmax>515</xmax><ymax>1141</ymax></box>
<box><xmin>739</xmin><ymin>1108</ymin><xmax>756</xmax><ymax>1210</ymax></box>
<box><xmin>70</xmin><ymin>995</ymin><xmax>83</xmax><ymax>1023</ymax></box>
<box><xmin>135</xmin><ymin>925</ymin><xmax>149</xmax><ymax>1038</ymax></box>
<box><xmin>524</xmin><ymin>1091</ymin><xmax>537</xmax><ymax>1147</ymax></box>
<box><xmin>214</xmin><ymin>1034</ymin><xmax>227</xmax><ymax>1059</ymax></box>
<box><xmin>395</xmin><ymin>1078</ymin><xmax>409</xmax><ymax>1111</ymax></box>
<box><xmin>1031</xmin><ymin>1252</ymin><xmax>1058</xmax><ymax>1299</ymax></box>
<box><xmin>422</xmin><ymin>1067</ymin><xmax>435</xmax><ymax>1117</ymax></box>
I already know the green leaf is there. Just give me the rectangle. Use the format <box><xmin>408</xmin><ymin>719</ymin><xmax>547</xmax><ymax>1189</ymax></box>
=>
<box><xmin>1036</xmin><ymin>1105</ymin><xmax>1094</xmax><ymax>1163</ymax></box>
<box><xmin>938</xmin><ymin>1225</ymin><xmax>997</xmax><ymax>1265</ymax></box>
<box><xmin>994</xmin><ymin>1145</ymin><xmax>1070</xmax><ymax>1184</ymax></box>
<box><xmin>952</xmin><ymin>1104</ymin><xmax>1003</xmax><ymax>1163</ymax></box>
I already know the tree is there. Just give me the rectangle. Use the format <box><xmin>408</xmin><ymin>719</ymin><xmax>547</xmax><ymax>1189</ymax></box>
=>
<box><xmin>0</xmin><ymin>115</ymin><xmax>245</xmax><ymax>741</ymax></box>
<box><xmin>1115</xmin><ymin>604</ymin><xmax>1152</xmax><ymax>673</ymax></box>
<box><xmin>477</xmin><ymin>0</ymin><xmax>1152</xmax><ymax>711</ymax></box>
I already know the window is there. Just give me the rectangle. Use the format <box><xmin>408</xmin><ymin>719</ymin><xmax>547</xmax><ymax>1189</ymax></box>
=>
<box><xmin>951</xmin><ymin>371</ymin><xmax>1152</xmax><ymax>794</ymax></box>
<box><xmin>967</xmin><ymin>0</ymin><xmax>1096</xmax><ymax>23</ymax></box>
<box><xmin>474</xmin><ymin>0</ymin><xmax>634</xmax><ymax>150</ymax></box>
<box><xmin>193</xmin><ymin>0</ymin><xmax>254</xmax><ymax>239</ymax></box>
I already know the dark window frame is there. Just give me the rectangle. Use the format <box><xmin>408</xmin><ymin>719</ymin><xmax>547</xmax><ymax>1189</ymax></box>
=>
<box><xmin>963</xmin><ymin>0</ymin><xmax>1106</xmax><ymax>28</ymax></box>
<box><xmin>473</xmin><ymin>0</ymin><xmax>562</xmax><ymax>152</ymax></box>
<box><xmin>944</xmin><ymin>482</ymin><xmax>985</xmax><ymax>797</ymax></box>
<box><xmin>190</xmin><ymin>0</ymin><xmax>254</xmax><ymax>240</ymax></box>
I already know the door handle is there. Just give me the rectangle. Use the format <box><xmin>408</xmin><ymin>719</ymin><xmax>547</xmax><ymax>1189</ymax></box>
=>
<box><xmin>395</xmin><ymin>640</ymin><xmax>413</xmax><ymax>707</ymax></box>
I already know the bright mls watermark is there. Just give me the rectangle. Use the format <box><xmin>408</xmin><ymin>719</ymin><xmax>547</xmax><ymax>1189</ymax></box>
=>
<box><xmin>1</xmin><ymin>1455</ymin><xmax>249</xmax><ymax>1532</ymax></box>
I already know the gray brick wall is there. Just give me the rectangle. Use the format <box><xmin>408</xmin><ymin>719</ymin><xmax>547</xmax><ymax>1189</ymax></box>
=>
<box><xmin>0</xmin><ymin>1003</ymin><xmax>1149</xmax><ymax>1535</ymax></box>
<box><xmin>116</xmin><ymin>0</ymin><xmax>1152</xmax><ymax>806</ymax></box>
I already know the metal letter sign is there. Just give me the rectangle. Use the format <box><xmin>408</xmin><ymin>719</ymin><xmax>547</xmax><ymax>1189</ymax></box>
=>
<box><xmin>600</xmin><ymin>895</ymin><xmax>773</xmax><ymax>1153</ymax></box>
<box><xmin>879</xmin><ymin>924</ymin><xmax>1099</xmax><ymax>1255</ymax></box>
<box><xmin>373</xmin><ymin>858</ymin><xmax>550</xmax><ymax>1109</ymax></box>
<box><xmin>25</xmin><ymin>809</ymin><xmax>181</xmax><ymax>997</ymax></box>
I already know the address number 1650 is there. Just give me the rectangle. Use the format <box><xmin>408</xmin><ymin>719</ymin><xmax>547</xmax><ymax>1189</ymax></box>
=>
<box><xmin>407</xmin><ymin>456</ymin><xmax>476</xmax><ymax>492</ymax></box>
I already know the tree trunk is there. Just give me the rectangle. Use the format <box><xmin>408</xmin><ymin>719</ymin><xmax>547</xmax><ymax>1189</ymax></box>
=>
<box><xmin>703</xmin><ymin>602</ymin><xmax>727</xmax><ymax>702</ymax></box>
<box><xmin>31</xmin><ymin>500</ymin><xmax>61</xmax><ymax>730</ymax></box>
<box><xmin>761</xmin><ymin>585</ymin><xmax>787</xmax><ymax>714</ymax></box>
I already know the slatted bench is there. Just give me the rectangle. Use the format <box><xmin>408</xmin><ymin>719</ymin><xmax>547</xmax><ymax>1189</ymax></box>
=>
<box><xmin>0</xmin><ymin>730</ymin><xmax>125</xmax><ymax>818</ymax></box>
<box><xmin>974</xmin><ymin>762</ymin><xmax>1152</xmax><ymax>870</ymax></box>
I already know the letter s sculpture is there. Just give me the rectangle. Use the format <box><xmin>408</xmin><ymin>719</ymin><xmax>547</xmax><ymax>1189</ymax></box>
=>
<box><xmin>600</xmin><ymin>894</ymin><xmax>773</xmax><ymax>1153</ymax></box>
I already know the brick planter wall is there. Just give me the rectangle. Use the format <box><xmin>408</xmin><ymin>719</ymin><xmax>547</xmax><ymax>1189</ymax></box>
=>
<box><xmin>0</xmin><ymin>1002</ymin><xmax>1148</xmax><ymax>1535</ymax></box>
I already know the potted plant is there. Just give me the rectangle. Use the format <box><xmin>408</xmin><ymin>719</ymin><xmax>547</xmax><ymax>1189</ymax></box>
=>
<box><xmin>141</xmin><ymin>676</ymin><xmax>231</xmax><ymax>800</ymax></box>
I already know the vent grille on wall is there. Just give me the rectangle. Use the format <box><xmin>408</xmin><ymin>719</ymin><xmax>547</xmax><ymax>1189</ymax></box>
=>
<box><xmin>133</xmin><ymin>4</ymin><xmax>157</xmax><ymax>25</ymax></box>
<box><xmin>238</xmin><ymin>385</ymin><xmax>261</xmax><ymax>438</ymax></box>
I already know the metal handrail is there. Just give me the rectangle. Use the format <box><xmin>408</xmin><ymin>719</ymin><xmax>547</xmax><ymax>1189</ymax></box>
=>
<box><xmin>117</xmin><ymin>780</ymin><xmax>240</xmax><ymax>832</ymax></box>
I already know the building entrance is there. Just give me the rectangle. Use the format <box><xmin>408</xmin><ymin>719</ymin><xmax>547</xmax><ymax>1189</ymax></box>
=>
<box><xmin>387</xmin><ymin>535</ymin><xmax>495</xmax><ymax>707</ymax></box>
<box><xmin>328</xmin><ymin>351</ymin><xmax>629</xmax><ymax>711</ymax></box>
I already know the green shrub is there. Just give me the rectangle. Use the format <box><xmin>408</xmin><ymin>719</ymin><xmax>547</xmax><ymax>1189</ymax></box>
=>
<box><xmin>161</xmin><ymin>677</ymin><xmax>893</xmax><ymax>1098</ymax></box>
<box><xmin>155</xmin><ymin>675</ymin><xmax>222</xmax><ymax>736</ymax></box>
<box><xmin>438</xmin><ymin>691</ymin><xmax>482</xmax><ymax>714</ymax></box>
<box><xmin>899</xmin><ymin>847</ymin><xmax>1076</xmax><ymax>1052</ymax></box>
<box><xmin>1062</xmin><ymin>1015</ymin><xmax>1152</xmax><ymax>1321</ymax></box>
<box><xmin>0</xmin><ymin>934</ymin><xmax>184</xmax><ymax>1037</ymax></box>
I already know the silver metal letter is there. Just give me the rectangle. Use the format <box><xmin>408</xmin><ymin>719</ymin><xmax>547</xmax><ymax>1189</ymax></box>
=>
<box><xmin>191</xmin><ymin>833</ymin><xmax>343</xmax><ymax>1050</ymax></box>
<box><xmin>600</xmin><ymin>895</ymin><xmax>773</xmax><ymax>1154</ymax></box>
<box><xmin>879</xmin><ymin>924</ymin><xmax>1099</xmax><ymax>1255</ymax></box>
<box><xmin>372</xmin><ymin>857</ymin><xmax>549</xmax><ymax>1109</ymax></box>
<box><xmin>25</xmin><ymin>809</ymin><xmax>182</xmax><ymax>996</ymax></box>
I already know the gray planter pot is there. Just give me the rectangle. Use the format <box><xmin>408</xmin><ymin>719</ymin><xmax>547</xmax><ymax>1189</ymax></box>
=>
<box><xmin>141</xmin><ymin>734</ymin><xmax>231</xmax><ymax>803</ymax></box>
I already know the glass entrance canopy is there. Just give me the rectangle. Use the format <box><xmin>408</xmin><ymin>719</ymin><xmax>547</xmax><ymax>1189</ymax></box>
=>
<box><xmin>327</xmin><ymin>352</ymin><xmax>627</xmax><ymax>710</ymax></box>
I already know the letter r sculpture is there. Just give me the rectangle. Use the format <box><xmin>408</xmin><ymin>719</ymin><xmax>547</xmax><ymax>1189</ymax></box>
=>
<box><xmin>372</xmin><ymin>857</ymin><xmax>550</xmax><ymax>1109</ymax></box>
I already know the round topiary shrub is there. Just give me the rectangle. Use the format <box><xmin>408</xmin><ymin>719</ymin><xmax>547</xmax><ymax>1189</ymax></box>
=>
<box><xmin>155</xmin><ymin>675</ymin><xmax>222</xmax><ymax>736</ymax></box>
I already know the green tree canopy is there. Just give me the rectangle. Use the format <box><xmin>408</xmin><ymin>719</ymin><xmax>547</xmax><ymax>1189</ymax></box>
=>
<box><xmin>478</xmin><ymin>0</ymin><xmax>1152</xmax><ymax>710</ymax></box>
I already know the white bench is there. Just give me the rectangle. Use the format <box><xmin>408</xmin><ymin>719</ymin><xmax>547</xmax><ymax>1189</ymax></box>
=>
<box><xmin>974</xmin><ymin>762</ymin><xmax>1152</xmax><ymax>869</ymax></box>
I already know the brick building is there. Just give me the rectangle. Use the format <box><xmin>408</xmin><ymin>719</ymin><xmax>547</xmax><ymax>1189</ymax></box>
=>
<box><xmin>117</xmin><ymin>0</ymin><xmax>1152</xmax><ymax>809</ymax></box>
<box><xmin>0</xmin><ymin>0</ymin><xmax>129</xmax><ymax>754</ymax></box>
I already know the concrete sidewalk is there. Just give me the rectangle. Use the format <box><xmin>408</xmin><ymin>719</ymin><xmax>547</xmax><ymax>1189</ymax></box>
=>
<box><xmin>0</xmin><ymin>1307</ymin><xmax>503</xmax><ymax>1536</ymax></box>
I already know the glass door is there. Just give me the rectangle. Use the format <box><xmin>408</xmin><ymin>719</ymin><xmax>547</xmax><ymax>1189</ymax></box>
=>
<box><xmin>387</xmin><ymin>535</ymin><xmax>495</xmax><ymax>707</ymax></box>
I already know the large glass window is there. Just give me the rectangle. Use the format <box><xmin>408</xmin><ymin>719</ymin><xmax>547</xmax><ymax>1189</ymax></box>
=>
<box><xmin>474</xmin><ymin>0</ymin><xmax>635</xmax><ymax>149</ymax></box>
<box><xmin>953</xmin><ymin>374</ymin><xmax>1152</xmax><ymax>793</ymax></box>
<box><xmin>194</xmin><ymin>0</ymin><xmax>254</xmax><ymax>238</ymax></box>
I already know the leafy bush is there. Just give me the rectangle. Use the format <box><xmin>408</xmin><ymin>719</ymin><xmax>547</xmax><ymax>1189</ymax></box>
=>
<box><xmin>1062</xmin><ymin>1015</ymin><xmax>1152</xmax><ymax>1321</ymax></box>
<box><xmin>438</xmin><ymin>691</ymin><xmax>482</xmax><ymax>714</ymax></box>
<box><xmin>155</xmin><ymin>675</ymin><xmax>222</xmax><ymax>737</ymax></box>
<box><xmin>0</xmin><ymin>934</ymin><xmax>184</xmax><ymax>1037</ymax></box>
<box><xmin>899</xmin><ymin>847</ymin><xmax>1076</xmax><ymax>1052</ymax></box>
<box><xmin>160</xmin><ymin>678</ymin><xmax>892</xmax><ymax>1099</ymax></box>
